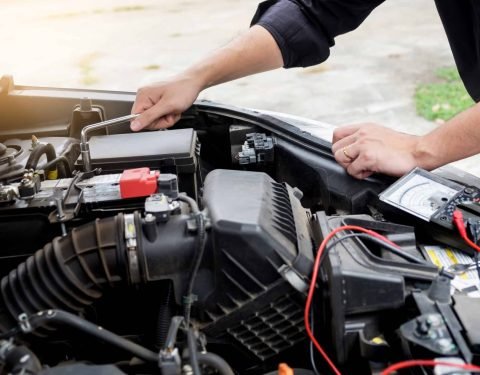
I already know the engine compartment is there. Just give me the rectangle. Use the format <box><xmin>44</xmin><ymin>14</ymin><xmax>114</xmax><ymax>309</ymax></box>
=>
<box><xmin>0</xmin><ymin>77</ymin><xmax>479</xmax><ymax>375</ymax></box>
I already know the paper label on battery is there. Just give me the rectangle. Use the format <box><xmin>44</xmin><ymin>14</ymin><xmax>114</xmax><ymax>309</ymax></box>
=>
<box><xmin>76</xmin><ymin>173</ymin><xmax>121</xmax><ymax>187</ymax></box>
<box><xmin>424</xmin><ymin>245</ymin><xmax>480</xmax><ymax>298</ymax></box>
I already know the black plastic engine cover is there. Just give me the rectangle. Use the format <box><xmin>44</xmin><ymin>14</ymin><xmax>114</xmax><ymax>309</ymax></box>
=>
<box><xmin>199</xmin><ymin>169</ymin><xmax>313</xmax><ymax>361</ymax></box>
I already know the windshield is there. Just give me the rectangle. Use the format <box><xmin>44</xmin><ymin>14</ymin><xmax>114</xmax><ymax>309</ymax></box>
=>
<box><xmin>2</xmin><ymin>0</ymin><xmax>479</xmax><ymax>177</ymax></box>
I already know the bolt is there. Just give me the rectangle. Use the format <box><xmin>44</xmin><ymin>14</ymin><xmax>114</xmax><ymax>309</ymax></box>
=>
<box><xmin>426</xmin><ymin>314</ymin><xmax>443</xmax><ymax>327</ymax></box>
<box><xmin>55</xmin><ymin>197</ymin><xmax>65</xmax><ymax>219</ymax></box>
<box><xmin>436</xmin><ymin>338</ymin><xmax>456</xmax><ymax>354</ymax></box>
<box><xmin>182</xmin><ymin>364</ymin><xmax>193</xmax><ymax>375</ymax></box>
<box><xmin>145</xmin><ymin>213</ymin><xmax>155</xmax><ymax>222</ymax></box>
<box><xmin>414</xmin><ymin>317</ymin><xmax>431</xmax><ymax>337</ymax></box>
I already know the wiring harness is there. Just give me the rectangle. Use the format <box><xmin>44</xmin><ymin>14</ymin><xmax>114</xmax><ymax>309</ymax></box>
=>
<box><xmin>305</xmin><ymin>222</ymin><xmax>480</xmax><ymax>375</ymax></box>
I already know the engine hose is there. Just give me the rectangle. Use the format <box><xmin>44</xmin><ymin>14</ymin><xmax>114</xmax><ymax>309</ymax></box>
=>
<box><xmin>24</xmin><ymin>310</ymin><xmax>158</xmax><ymax>363</ymax></box>
<box><xmin>25</xmin><ymin>143</ymin><xmax>56</xmax><ymax>171</ymax></box>
<box><xmin>37</xmin><ymin>142</ymin><xmax>79</xmax><ymax>179</ymax></box>
<box><xmin>38</xmin><ymin>156</ymin><xmax>72</xmax><ymax>178</ymax></box>
<box><xmin>0</xmin><ymin>341</ymin><xmax>42</xmax><ymax>374</ymax></box>
<box><xmin>0</xmin><ymin>214</ymin><xmax>128</xmax><ymax>327</ymax></box>
<box><xmin>197</xmin><ymin>353</ymin><xmax>235</xmax><ymax>375</ymax></box>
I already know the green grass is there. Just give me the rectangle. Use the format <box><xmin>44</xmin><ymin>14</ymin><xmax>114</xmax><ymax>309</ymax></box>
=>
<box><xmin>143</xmin><ymin>64</ymin><xmax>161</xmax><ymax>70</ymax></box>
<box><xmin>78</xmin><ymin>53</ymin><xmax>99</xmax><ymax>86</ymax></box>
<box><xmin>415</xmin><ymin>67</ymin><xmax>474</xmax><ymax>122</ymax></box>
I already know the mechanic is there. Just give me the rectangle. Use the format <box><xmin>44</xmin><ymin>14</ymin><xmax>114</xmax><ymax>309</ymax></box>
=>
<box><xmin>131</xmin><ymin>1</ymin><xmax>480</xmax><ymax>180</ymax></box>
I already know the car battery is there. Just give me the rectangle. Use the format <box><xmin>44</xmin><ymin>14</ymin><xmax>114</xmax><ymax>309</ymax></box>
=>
<box><xmin>75</xmin><ymin>128</ymin><xmax>200</xmax><ymax>199</ymax></box>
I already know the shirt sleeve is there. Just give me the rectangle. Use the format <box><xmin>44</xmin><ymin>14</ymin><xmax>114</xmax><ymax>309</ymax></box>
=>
<box><xmin>251</xmin><ymin>0</ymin><xmax>385</xmax><ymax>68</ymax></box>
<box><xmin>435</xmin><ymin>0</ymin><xmax>480</xmax><ymax>102</ymax></box>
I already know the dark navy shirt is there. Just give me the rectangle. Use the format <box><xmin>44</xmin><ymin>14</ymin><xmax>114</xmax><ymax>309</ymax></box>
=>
<box><xmin>251</xmin><ymin>0</ymin><xmax>480</xmax><ymax>102</ymax></box>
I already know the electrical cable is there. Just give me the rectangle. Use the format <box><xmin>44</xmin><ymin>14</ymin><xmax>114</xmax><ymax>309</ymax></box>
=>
<box><xmin>308</xmin><ymin>221</ymin><xmax>480</xmax><ymax>375</ymax></box>
<box><xmin>25</xmin><ymin>310</ymin><xmax>158</xmax><ymax>363</ymax></box>
<box><xmin>304</xmin><ymin>224</ymin><xmax>403</xmax><ymax>375</ymax></box>
<box><xmin>325</xmin><ymin>233</ymin><xmax>427</xmax><ymax>265</ymax></box>
<box><xmin>475</xmin><ymin>252</ymin><xmax>480</xmax><ymax>283</ymax></box>
<box><xmin>0</xmin><ymin>327</ymin><xmax>20</xmax><ymax>340</ymax></box>
<box><xmin>453</xmin><ymin>210</ymin><xmax>480</xmax><ymax>253</ymax></box>
<box><xmin>379</xmin><ymin>359</ymin><xmax>480</xmax><ymax>375</ymax></box>
<box><xmin>187</xmin><ymin>327</ymin><xmax>202</xmax><ymax>375</ymax></box>
<box><xmin>177</xmin><ymin>193</ymin><xmax>206</xmax><ymax>325</ymax></box>
<box><xmin>177</xmin><ymin>195</ymin><xmax>200</xmax><ymax>214</ymax></box>
<box><xmin>453</xmin><ymin>209</ymin><xmax>480</xmax><ymax>284</ymax></box>
<box><xmin>197</xmin><ymin>352</ymin><xmax>235</xmax><ymax>375</ymax></box>
<box><xmin>183</xmin><ymin>211</ymin><xmax>207</xmax><ymax>325</ymax></box>
<box><xmin>309</xmin><ymin>309</ymin><xmax>321</xmax><ymax>375</ymax></box>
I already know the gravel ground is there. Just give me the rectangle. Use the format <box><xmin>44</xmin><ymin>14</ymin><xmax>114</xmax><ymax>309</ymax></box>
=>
<box><xmin>1</xmin><ymin>0</ymin><xmax>479</xmax><ymax>175</ymax></box>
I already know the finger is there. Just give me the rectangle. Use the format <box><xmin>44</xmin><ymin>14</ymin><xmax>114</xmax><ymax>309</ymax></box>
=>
<box><xmin>332</xmin><ymin>124</ymin><xmax>363</xmax><ymax>144</ymax></box>
<box><xmin>333</xmin><ymin>149</ymin><xmax>350</xmax><ymax>168</ymax></box>
<box><xmin>131</xmin><ymin>94</ymin><xmax>154</xmax><ymax>117</ymax></box>
<box><xmin>146</xmin><ymin>114</ymin><xmax>182</xmax><ymax>130</ymax></box>
<box><xmin>346</xmin><ymin>150</ymin><xmax>376</xmax><ymax>179</ymax></box>
<box><xmin>131</xmin><ymin>100</ymin><xmax>145</xmax><ymax>117</ymax></box>
<box><xmin>331</xmin><ymin>132</ymin><xmax>358</xmax><ymax>154</ymax></box>
<box><xmin>333</xmin><ymin>143</ymin><xmax>360</xmax><ymax>167</ymax></box>
<box><xmin>131</xmin><ymin>101</ymin><xmax>173</xmax><ymax>131</ymax></box>
<box><xmin>348</xmin><ymin>168</ymin><xmax>374</xmax><ymax>180</ymax></box>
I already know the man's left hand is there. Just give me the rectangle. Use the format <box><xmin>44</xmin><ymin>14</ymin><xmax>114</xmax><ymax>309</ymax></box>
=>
<box><xmin>331</xmin><ymin>123</ymin><xmax>420</xmax><ymax>179</ymax></box>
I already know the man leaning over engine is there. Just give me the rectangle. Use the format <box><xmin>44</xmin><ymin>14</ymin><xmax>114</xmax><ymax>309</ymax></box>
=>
<box><xmin>131</xmin><ymin>0</ymin><xmax>480</xmax><ymax>180</ymax></box>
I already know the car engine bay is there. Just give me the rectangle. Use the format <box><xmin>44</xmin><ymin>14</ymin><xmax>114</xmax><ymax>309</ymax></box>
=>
<box><xmin>0</xmin><ymin>76</ymin><xmax>479</xmax><ymax>375</ymax></box>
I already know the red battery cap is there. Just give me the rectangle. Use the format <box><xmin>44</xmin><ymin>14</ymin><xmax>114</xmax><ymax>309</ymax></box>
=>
<box><xmin>119</xmin><ymin>168</ymin><xmax>159</xmax><ymax>199</ymax></box>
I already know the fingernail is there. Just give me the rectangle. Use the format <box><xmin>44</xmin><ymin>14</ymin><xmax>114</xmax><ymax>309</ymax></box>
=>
<box><xmin>131</xmin><ymin>120</ymin><xmax>141</xmax><ymax>131</ymax></box>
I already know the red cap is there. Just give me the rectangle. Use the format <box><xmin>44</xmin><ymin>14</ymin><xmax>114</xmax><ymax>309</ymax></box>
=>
<box><xmin>119</xmin><ymin>168</ymin><xmax>159</xmax><ymax>199</ymax></box>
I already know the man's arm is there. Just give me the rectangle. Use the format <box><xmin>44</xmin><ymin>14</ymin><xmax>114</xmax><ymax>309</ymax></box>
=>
<box><xmin>331</xmin><ymin>102</ymin><xmax>480</xmax><ymax>179</ymax></box>
<box><xmin>131</xmin><ymin>0</ymin><xmax>386</xmax><ymax>131</ymax></box>
<box><xmin>130</xmin><ymin>26</ymin><xmax>283</xmax><ymax>131</ymax></box>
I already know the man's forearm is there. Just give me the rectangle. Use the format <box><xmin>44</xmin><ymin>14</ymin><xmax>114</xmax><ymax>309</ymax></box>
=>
<box><xmin>415</xmin><ymin>102</ymin><xmax>480</xmax><ymax>170</ymax></box>
<box><xmin>181</xmin><ymin>25</ymin><xmax>284</xmax><ymax>90</ymax></box>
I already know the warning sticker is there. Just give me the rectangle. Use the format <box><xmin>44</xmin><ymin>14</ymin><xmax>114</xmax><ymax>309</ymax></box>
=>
<box><xmin>423</xmin><ymin>245</ymin><xmax>480</xmax><ymax>298</ymax></box>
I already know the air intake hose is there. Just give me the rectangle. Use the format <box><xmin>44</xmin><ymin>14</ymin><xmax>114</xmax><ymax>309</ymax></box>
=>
<box><xmin>0</xmin><ymin>209</ymin><xmax>198</xmax><ymax>328</ymax></box>
<box><xmin>1</xmin><ymin>214</ymin><xmax>128</xmax><ymax>324</ymax></box>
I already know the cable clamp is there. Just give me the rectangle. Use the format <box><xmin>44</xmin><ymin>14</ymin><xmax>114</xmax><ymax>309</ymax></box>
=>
<box><xmin>182</xmin><ymin>294</ymin><xmax>198</xmax><ymax>305</ymax></box>
<box><xmin>124</xmin><ymin>213</ymin><xmax>141</xmax><ymax>284</ymax></box>
<box><xmin>278</xmin><ymin>265</ymin><xmax>308</xmax><ymax>293</ymax></box>
<box><xmin>18</xmin><ymin>313</ymin><xmax>32</xmax><ymax>333</ymax></box>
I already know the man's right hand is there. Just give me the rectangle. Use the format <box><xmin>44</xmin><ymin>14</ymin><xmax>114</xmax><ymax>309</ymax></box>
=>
<box><xmin>130</xmin><ymin>75</ymin><xmax>203</xmax><ymax>131</ymax></box>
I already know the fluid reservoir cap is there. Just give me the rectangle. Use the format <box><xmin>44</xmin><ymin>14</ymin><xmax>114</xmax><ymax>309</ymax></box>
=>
<box><xmin>0</xmin><ymin>143</ymin><xmax>6</xmax><ymax>156</ymax></box>
<box><xmin>119</xmin><ymin>167</ymin><xmax>160</xmax><ymax>199</ymax></box>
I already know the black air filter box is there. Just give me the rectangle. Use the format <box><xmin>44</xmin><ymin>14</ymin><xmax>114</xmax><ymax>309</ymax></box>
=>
<box><xmin>76</xmin><ymin>128</ymin><xmax>200</xmax><ymax>198</ymax></box>
<box><xmin>199</xmin><ymin>169</ymin><xmax>314</xmax><ymax>362</ymax></box>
